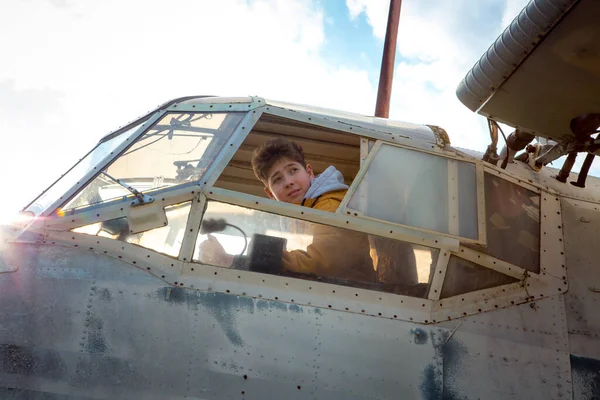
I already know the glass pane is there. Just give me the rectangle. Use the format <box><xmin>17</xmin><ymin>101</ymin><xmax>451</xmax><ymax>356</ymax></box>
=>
<box><xmin>457</xmin><ymin>162</ymin><xmax>478</xmax><ymax>238</ymax></box>
<box><xmin>62</xmin><ymin>112</ymin><xmax>243</xmax><ymax>211</ymax></box>
<box><xmin>193</xmin><ymin>201</ymin><xmax>439</xmax><ymax>297</ymax></box>
<box><xmin>465</xmin><ymin>173</ymin><xmax>540</xmax><ymax>273</ymax></box>
<box><xmin>25</xmin><ymin>121</ymin><xmax>146</xmax><ymax>216</ymax></box>
<box><xmin>440</xmin><ymin>256</ymin><xmax>518</xmax><ymax>298</ymax></box>
<box><xmin>348</xmin><ymin>144</ymin><xmax>479</xmax><ymax>239</ymax></box>
<box><xmin>72</xmin><ymin>202</ymin><xmax>191</xmax><ymax>258</ymax></box>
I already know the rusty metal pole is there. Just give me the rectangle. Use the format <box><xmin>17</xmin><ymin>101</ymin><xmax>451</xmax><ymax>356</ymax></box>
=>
<box><xmin>374</xmin><ymin>0</ymin><xmax>402</xmax><ymax>118</ymax></box>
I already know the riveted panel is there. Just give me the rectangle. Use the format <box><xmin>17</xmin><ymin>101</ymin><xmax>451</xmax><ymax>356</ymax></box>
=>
<box><xmin>440</xmin><ymin>329</ymin><xmax>571</xmax><ymax>399</ymax></box>
<box><xmin>0</xmin><ymin>242</ymin><xmax>452</xmax><ymax>399</ymax></box>
<box><xmin>561</xmin><ymin>198</ymin><xmax>600</xmax><ymax>362</ymax></box>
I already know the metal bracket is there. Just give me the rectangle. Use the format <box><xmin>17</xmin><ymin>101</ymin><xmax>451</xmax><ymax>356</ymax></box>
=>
<box><xmin>535</xmin><ymin>142</ymin><xmax>570</xmax><ymax>165</ymax></box>
<box><xmin>126</xmin><ymin>199</ymin><xmax>167</xmax><ymax>234</ymax></box>
<box><xmin>130</xmin><ymin>194</ymin><xmax>155</xmax><ymax>207</ymax></box>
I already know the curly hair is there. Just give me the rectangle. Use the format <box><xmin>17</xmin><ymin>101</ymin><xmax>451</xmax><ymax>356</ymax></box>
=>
<box><xmin>251</xmin><ymin>137</ymin><xmax>307</xmax><ymax>184</ymax></box>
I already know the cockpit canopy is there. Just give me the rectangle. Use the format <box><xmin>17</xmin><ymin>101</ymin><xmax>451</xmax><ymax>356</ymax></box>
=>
<box><xmin>25</xmin><ymin>96</ymin><xmax>440</xmax><ymax>218</ymax></box>
<box><xmin>22</xmin><ymin>95</ymin><xmax>557</xmax><ymax>323</ymax></box>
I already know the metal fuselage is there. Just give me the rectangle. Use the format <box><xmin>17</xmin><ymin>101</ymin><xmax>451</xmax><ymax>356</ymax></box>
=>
<box><xmin>1</xmin><ymin>94</ymin><xmax>600</xmax><ymax>400</ymax></box>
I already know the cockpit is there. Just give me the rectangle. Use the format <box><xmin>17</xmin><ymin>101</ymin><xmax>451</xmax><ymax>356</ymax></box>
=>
<box><xmin>22</xmin><ymin>95</ymin><xmax>566</xmax><ymax>322</ymax></box>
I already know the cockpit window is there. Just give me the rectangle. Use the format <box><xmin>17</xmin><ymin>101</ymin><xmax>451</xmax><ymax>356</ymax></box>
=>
<box><xmin>440</xmin><ymin>255</ymin><xmax>519</xmax><ymax>298</ymax></box>
<box><xmin>61</xmin><ymin>112</ymin><xmax>243</xmax><ymax>211</ymax></box>
<box><xmin>346</xmin><ymin>143</ymin><xmax>480</xmax><ymax>241</ymax></box>
<box><xmin>213</xmin><ymin>113</ymin><xmax>361</xmax><ymax>198</ymax></box>
<box><xmin>465</xmin><ymin>173</ymin><xmax>540</xmax><ymax>273</ymax></box>
<box><xmin>25</xmin><ymin>120</ymin><xmax>146</xmax><ymax>216</ymax></box>
<box><xmin>72</xmin><ymin>201</ymin><xmax>191</xmax><ymax>258</ymax></box>
<box><xmin>193</xmin><ymin>201</ymin><xmax>439</xmax><ymax>297</ymax></box>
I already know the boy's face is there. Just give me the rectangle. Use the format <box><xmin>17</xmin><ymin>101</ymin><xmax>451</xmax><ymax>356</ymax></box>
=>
<box><xmin>264</xmin><ymin>157</ymin><xmax>314</xmax><ymax>203</ymax></box>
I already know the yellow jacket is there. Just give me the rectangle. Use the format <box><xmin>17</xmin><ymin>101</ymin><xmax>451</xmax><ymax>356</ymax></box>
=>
<box><xmin>300</xmin><ymin>189</ymin><xmax>347</xmax><ymax>212</ymax></box>
<box><xmin>282</xmin><ymin>189</ymin><xmax>375</xmax><ymax>282</ymax></box>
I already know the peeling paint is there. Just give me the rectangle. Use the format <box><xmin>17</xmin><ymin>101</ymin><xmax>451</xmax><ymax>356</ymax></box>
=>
<box><xmin>256</xmin><ymin>299</ymin><xmax>269</xmax><ymax>311</ymax></box>
<box><xmin>270</xmin><ymin>300</ymin><xmax>288</xmax><ymax>312</ymax></box>
<box><xmin>0</xmin><ymin>387</ymin><xmax>62</xmax><ymax>399</ymax></box>
<box><xmin>85</xmin><ymin>313</ymin><xmax>107</xmax><ymax>356</ymax></box>
<box><xmin>0</xmin><ymin>344</ymin><xmax>67</xmax><ymax>379</ymax></box>
<box><xmin>288</xmin><ymin>304</ymin><xmax>302</xmax><ymax>313</ymax></box>
<box><xmin>411</xmin><ymin>328</ymin><xmax>429</xmax><ymax>345</ymax></box>
<box><xmin>442</xmin><ymin>338</ymin><xmax>469</xmax><ymax>400</ymax></box>
<box><xmin>98</xmin><ymin>288</ymin><xmax>112</xmax><ymax>301</ymax></box>
<box><xmin>156</xmin><ymin>288</ymin><xmax>256</xmax><ymax>347</ymax></box>
<box><xmin>73</xmin><ymin>353</ymin><xmax>144</xmax><ymax>388</ymax></box>
<box><xmin>571</xmin><ymin>354</ymin><xmax>600</xmax><ymax>400</ymax></box>
<box><xmin>420</xmin><ymin>364</ymin><xmax>442</xmax><ymax>400</ymax></box>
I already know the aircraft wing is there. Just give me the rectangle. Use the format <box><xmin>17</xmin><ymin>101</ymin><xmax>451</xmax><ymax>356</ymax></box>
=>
<box><xmin>457</xmin><ymin>0</ymin><xmax>600</xmax><ymax>142</ymax></box>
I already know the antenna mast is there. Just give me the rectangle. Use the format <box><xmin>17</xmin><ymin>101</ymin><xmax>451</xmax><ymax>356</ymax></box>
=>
<box><xmin>374</xmin><ymin>0</ymin><xmax>402</xmax><ymax>118</ymax></box>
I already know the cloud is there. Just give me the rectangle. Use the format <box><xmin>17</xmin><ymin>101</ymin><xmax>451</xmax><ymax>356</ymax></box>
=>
<box><xmin>0</xmin><ymin>81</ymin><xmax>70</xmax><ymax>217</ymax></box>
<box><xmin>348</xmin><ymin>0</ymin><xmax>600</xmax><ymax>176</ymax></box>
<box><xmin>0</xmin><ymin>80</ymin><xmax>64</xmax><ymax>124</ymax></box>
<box><xmin>0</xmin><ymin>0</ymin><xmax>558</xmax><ymax>222</ymax></box>
<box><xmin>0</xmin><ymin>0</ymin><xmax>378</xmax><ymax>120</ymax></box>
<box><xmin>346</xmin><ymin>0</ymin><xmax>389</xmax><ymax>40</ymax></box>
<box><xmin>50</xmin><ymin>0</ymin><xmax>71</xmax><ymax>8</ymax></box>
<box><xmin>0</xmin><ymin>0</ymin><xmax>377</xmax><ymax>220</ymax></box>
<box><xmin>346</xmin><ymin>0</ymin><xmax>530</xmax><ymax>150</ymax></box>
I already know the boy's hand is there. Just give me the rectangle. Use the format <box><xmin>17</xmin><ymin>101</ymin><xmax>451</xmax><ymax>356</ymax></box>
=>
<box><xmin>198</xmin><ymin>234</ymin><xmax>234</xmax><ymax>267</ymax></box>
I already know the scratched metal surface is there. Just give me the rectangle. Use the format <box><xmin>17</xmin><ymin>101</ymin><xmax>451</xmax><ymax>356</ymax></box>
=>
<box><xmin>0</xmin><ymin>240</ymin><xmax>575</xmax><ymax>400</ymax></box>
<box><xmin>434</xmin><ymin>294</ymin><xmax>572</xmax><ymax>399</ymax></box>
<box><xmin>1</xmin><ymin>228</ymin><xmax>598</xmax><ymax>399</ymax></box>
<box><xmin>561</xmin><ymin>199</ymin><xmax>600</xmax><ymax>400</ymax></box>
<box><xmin>0</xmin><ymin>242</ymin><xmax>444</xmax><ymax>400</ymax></box>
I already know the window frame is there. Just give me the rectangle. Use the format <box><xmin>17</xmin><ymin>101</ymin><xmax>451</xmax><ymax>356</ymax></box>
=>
<box><xmin>199</xmin><ymin>186</ymin><xmax>459</xmax><ymax>251</ymax></box>
<box><xmin>38</xmin><ymin>109</ymin><xmax>260</xmax><ymax>227</ymax></box>
<box><xmin>25</xmin><ymin>99</ymin><xmax>264</xmax><ymax>225</ymax></box>
<box><xmin>71</xmin><ymin>200</ymin><xmax>193</xmax><ymax>259</ymax></box>
<box><xmin>338</xmin><ymin>140</ymin><xmax>487</xmax><ymax>246</ymax></box>
<box><xmin>33</xmin><ymin>99</ymin><xmax>566</xmax><ymax>324</ymax></box>
<box><xmin>57</xmin><ymin>111</ymin><xmax>247</xmax><ymax>215</ymax></box>
<box><xmin>33</xmin><ymin>111</ymin><xmax>164</xmax><ymax>218</ymax></box>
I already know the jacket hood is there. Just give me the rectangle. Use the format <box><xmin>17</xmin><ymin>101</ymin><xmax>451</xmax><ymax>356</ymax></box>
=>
<box><xmin>304</xmin><ymin>166</ymin><xmax>348</xmax><ymax>199</ymax></box>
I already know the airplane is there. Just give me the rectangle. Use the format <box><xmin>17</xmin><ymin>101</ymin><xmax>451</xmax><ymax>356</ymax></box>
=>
<box><xmin>1</xmin><ymin>0</ymin><xmax>599</xmax><ymax>398</ymax></box>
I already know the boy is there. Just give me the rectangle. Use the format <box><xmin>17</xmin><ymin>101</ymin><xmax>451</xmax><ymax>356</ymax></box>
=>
<box><xmin>199</xmin><ymin>137</ymin><xmax>374</xmax><ymax>282</ymax></box>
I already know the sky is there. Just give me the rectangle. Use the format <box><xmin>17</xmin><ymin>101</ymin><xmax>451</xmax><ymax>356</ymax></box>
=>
<box><xmin>0</xmin><ymin>0</ymin><xmax>539</xmax><ymax>223</ymax></box>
